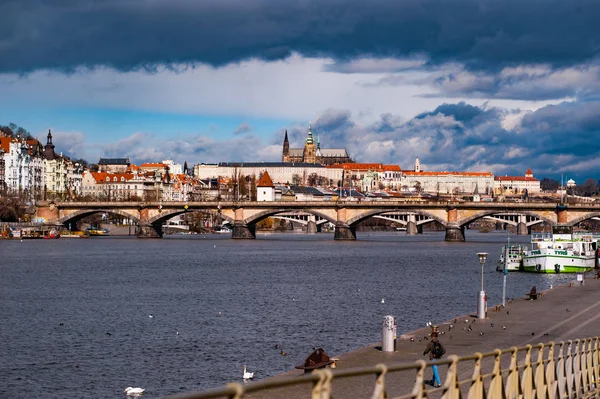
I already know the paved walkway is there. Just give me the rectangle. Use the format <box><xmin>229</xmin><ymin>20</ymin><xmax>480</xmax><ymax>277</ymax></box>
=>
<box><xmin>251</xmin><ymin>276</ymin><xmax>600</xmax><ymax>399</ymax></box>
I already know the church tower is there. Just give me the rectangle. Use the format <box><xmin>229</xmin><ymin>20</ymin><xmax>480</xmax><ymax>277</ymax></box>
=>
<box><xmin>414</xmin><ymin>157</ymin><xmax>421</xmax><ymax>172</ymax></box>
<box><xmin>44</xmin><ymin>129</ymin><xmax>56</xmax><ymax>160</ymax></box>
<box><xmin>302</xmin><ymin>123</ymin><xmax>317</xmax><ymax>163</ymax></box>
<box><xmin>282</xmin><ymin>130</ymin><xmax>290</xmax><ymax>162</ymax></box>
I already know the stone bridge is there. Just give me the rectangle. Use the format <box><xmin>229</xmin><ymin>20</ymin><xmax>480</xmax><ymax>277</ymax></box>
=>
<box><xmin>33</xmin><ymin>200</ymin><xmax>600</xmax><ymax>241</ymax></box>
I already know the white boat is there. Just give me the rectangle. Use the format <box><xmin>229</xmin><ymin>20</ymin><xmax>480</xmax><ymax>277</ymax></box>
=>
<box><xmin>522</xmin><ymin>225</ymin><xmax>600</xmax><ymax>273</ymax></box>
<box><xmin>497</xmin><ymin>243</ymin><xmax>525</xmax><ymax>272</ymax></box>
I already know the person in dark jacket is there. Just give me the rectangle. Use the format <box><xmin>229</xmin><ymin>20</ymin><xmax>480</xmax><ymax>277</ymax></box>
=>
<box><xmin>423</xmin><ymin>333</ymin><xmax>446</xmax><ymax>387</ymax></box>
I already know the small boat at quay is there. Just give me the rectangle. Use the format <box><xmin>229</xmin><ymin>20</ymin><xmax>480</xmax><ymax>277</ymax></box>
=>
<box><xmin>522</xmin><ymin>225</ymin><xmax>600</xmax><ymax>273</ymax></box>
<box><xmin>497</xmin><ymin>241</ymin><xmax>525</xmax><ymax>272</ymax></box>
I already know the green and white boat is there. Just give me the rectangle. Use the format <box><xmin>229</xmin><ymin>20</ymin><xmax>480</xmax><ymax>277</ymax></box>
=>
<box><xmin>522</xmin><ymin>225</ymin><xmax>600</xmax><ymax>273</ymax></box>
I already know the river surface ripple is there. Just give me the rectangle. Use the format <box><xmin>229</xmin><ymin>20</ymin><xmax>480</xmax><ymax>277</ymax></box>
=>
<box><xmin>0</xmin><ymin>231</ymin><xmax>578</xmax><ymax>398</ymax></box>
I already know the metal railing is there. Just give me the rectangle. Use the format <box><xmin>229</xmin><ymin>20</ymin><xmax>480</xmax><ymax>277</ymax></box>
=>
<box><xmin>166</xmin><ymin>337</ymin><xmax>600</xmax><ymax>399</ymax></box>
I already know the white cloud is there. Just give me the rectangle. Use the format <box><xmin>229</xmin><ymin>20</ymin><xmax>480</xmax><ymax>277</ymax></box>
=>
<box><xmin>0</xmin><ymin>54</ymin><xmax>563</xmax><ymax>127</ymax></box>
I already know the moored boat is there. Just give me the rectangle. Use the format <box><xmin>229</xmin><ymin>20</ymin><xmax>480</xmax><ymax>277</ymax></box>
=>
<box><xmin>522</xmin><ymin>225</ymin><xmax>600</xmax><ymax>273</ymax></box>
<box><xmin>497</xmin><ymin>243</ymin><xmax>525</xmax><ymax>272</ymax></box>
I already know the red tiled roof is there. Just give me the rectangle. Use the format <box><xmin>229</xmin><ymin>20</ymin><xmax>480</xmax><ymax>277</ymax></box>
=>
<box><xmin>326</xmin><ymin>163</ymin><xmax>402</xmax><ymax>172</ymax></box>
<box><xmin>90</xmin><ymin>172</ymin><xmax>135</xmax><ymax>183</ymax></box>
<box><xmin>140</xmin><ymin>163</ymin><xmax>166</xmax><ymax>168</ymax></box>
<box><xmin>257</xmin><ymin>171</ymin><xmax>274</xmax><ymax>187</ymax></box>
<box><xmin>0</xmin><ymin>137</ymin><xmax>10</xmax><ymax>152</ymax></box>
<box><xmin>403</xmin><ymin>171</ymin><xmax>494</xmax><ymax>177</ymax></box>
<box><xmin>526</xmin><ymin>168</ymin><xmax>533</xmax><ymax>175</ymax></box>
<box><xmin>495</xmin><ymin>176</ymin><xmax>539</xmax><ymax>182</ymax></box>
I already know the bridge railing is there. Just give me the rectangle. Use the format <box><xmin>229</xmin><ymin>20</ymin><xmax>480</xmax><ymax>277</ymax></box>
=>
<box><xmin>166</xmin><ymin>337</ymin><xmax>600</xmax><ymax>399</ymax></box>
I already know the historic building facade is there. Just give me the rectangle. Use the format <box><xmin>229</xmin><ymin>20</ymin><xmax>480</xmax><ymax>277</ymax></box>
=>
<box><xmin>281</xmin><ymin>124</ymin><xmax>353</xmax><ymax>165</ymax></box>
<box><xmin>494</xmin><ymin>168</ymin><xmax>541</xmax><ymax>195</ymax></box>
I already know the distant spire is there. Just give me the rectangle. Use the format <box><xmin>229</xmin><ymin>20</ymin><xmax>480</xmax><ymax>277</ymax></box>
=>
<box><xmin>305</xmin><ymin>123</ymin><xmax>314</xmax><ymax>144</ymax></box>
<box><xmin>45</xmin><ymin>129</ymin><xmax>56</xmax><ymax>160</ymax></box>
<box><xmin>282</xmin><ymin>130</ymin><xmax>290</xmax><ymax>162</ymax></box>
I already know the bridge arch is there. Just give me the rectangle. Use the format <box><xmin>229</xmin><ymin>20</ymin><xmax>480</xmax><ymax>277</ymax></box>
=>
<box><xmin>458</xmin><ymin>210</ymin><xmax>555</xmax><ymax>228</ymax></box>
<box><xmin>347</xmin><ymin>209</ymin><xmax>447</xmax><ymax>227</ymax></box>
<box><xmin>147</xmin><ymin>209</ymin><xmax>235</xmax><ymax>226</ymax></box>
<box><xmin>567</xmin><ymin>211</ymin><xmax>600</xmax><ymax>227</ymax></box>
<box><xmin>58</xmin><ymin>209</ymin><xmax>141</xmax><ymax>226</ymax></box>
<box><xmin>243</xmin><ymin>208</ymin><xmax>336</xmax><ymax>226</ymax></box>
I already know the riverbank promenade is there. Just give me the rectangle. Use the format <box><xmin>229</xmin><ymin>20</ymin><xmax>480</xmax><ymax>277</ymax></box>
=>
<box><xmin>170</xmin><ymin>277</ymin><xmax>600</xmax><ymax>399</ymax></box>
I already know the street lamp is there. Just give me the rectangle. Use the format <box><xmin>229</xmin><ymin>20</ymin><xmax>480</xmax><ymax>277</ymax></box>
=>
<box><xmin>477</xmin><ymin>252</ymin><xmax>488</xmax><ymax>319</ymax></box>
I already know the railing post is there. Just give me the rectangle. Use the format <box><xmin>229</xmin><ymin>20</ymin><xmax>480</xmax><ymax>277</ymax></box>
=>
<box><xmin>534</xmin><ymin>344</ymin><xmax>547</xmax><ymax>399</ymax></box>
<box><xmin>521</xmin><ymin>344</ymin><xmax>534</xmax><ymax>398</ymax></box>
<box><xmin>370</xmin><ymin>364</ymin><xmax>388</xmax><ymax>399</ymax></box>
<box><xmin>505</xmin><ymin>347</ymin><xmax>521</xmax><ymax>398</ymax></box>
<box><xmin>546</xmin><ymin>342</ymin><xmax>558</xmax><ymax>399</ymax></box>
<box><xmin>441</xmin><ymin>355</ymin><xmax>460</xmax><ymax>399</ymax></box>
<box><xmin>467</xmin><ymin>352</ymin><xmax>485</xmax><ymax>399</ymax></box>
<box><xmin>488</xmin><ymin>349</ymin><xmax>505</xmax><ymax>399</ymax></box>
<box><xmin>411</xmin><ymin>360</ymin><xmax>427</xmax><ymax>399</ymax></box>
<box><xmin>311</xmin><ymin>369</ymin><xmax>333</xmax><ymax>399</ymax></box>
<box><xmin>565</xmin><ymin>340</ymin><xmax>574</xmax><ymax>397</ymax></box>
<box><xmin>557</xmin><ymin>341</ymin><xmax>567</xmax><ymax>398</ymax></box>
<box><xmin>574</xmin><ymin>339</ymin><xmax>583</xmax><ymax>397</ymax></box>
<box><xmin>593</xmin><ymin>337</ymin><xmax>600</xmax><ymax>392</ymax></box>
<box><xmin>582</xmin><ymin>338</ymin><xmax>592</xmax><ymax>395</ymax></box>
<box><xmin>225</xmin><ymin>382</ymin><xmax>244</xmax><ymax>399</ymax></box>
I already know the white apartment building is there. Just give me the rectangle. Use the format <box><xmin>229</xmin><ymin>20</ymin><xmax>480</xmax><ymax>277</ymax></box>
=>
<box><xmin>494</xmin><ymin>168</ymin><xmax>541</xmax><ymax>195</ymax></box>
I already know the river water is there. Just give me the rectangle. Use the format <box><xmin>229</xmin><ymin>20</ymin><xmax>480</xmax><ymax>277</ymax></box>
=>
<box><xmin>0</xmin><ymin>230</ymin><xmax>579</xmax><ymax>398</ymax></box>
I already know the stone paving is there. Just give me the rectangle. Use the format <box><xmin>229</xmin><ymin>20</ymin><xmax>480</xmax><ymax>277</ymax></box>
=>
<box><xmin>248</xmin><ymin>276</ymin><xmax>600</xmax><ymax>399</ymax></box>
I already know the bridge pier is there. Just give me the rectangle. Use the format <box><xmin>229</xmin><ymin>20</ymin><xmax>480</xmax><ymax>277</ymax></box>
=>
<box><xmin>445</xmin><ymin>225</ymin><xmax>465</xmax><ymax>242</ymax></box>
<box><xmin>517</xmin><ymin>222</ymin><xmax>528</xmax><ymax>235</ymax></box>
<box><xmin>406</xmin><ymin>221</ymin><xmax>418</xmax><ymax>235</ymax></box>
<box><xmin>232</xmin><ymin>223</ymin><xmax>256</xmax><ymax>239</ymax></box>
<box><xmin>334</xmin><ymin>223</ymin><xmax>356</xmax><ymax>240</ymax></box>
<box><xmin>307</xmin><ymin>220</ymin><xmax>317</xmax><ymax>234</ymax></box>
<box><xmin>137</xmin><ymin>224</ymin><xmax>162</xmax><ymax>238</ymax></box>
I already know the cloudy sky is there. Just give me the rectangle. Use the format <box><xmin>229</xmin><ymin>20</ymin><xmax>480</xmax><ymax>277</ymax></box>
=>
<box><xmin>2</xmin><ymin>0</ymin><xmax>600</xmax><ymax>181</ymax></box>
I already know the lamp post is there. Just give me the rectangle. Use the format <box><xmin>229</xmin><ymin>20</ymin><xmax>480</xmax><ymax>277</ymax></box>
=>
<box><xmin>477</xmin><ymin>252</ymin><xmax>488</xmax><ymax>319</ymax></box>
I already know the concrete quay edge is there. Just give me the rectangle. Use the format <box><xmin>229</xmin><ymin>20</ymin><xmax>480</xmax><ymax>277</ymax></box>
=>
<box><xmin>252</xmin><ymin>276</ymin><xmax>600</xmax><ymax>399</ymax></box>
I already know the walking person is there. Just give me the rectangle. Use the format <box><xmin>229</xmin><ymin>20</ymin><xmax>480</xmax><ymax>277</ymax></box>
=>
<box><xmin>423</xmin><ymin>332</ymin><xmax>446</xmax><ymax>387</ymax></box>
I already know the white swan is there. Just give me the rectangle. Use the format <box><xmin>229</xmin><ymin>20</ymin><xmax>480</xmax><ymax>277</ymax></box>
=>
<box><xmin>243</xmin><ymin>364</ymin><xmax>254</xmax><ymax>380</ymax></box>
<box><xmin>381</xmin><ymin>298</ymin><xmax>385</xmax><ymax>304</ymax></box>
<box><xmin>124</xmin><ymin>387</ymin><xmax>145</xmax><ymax>396</ymax></box>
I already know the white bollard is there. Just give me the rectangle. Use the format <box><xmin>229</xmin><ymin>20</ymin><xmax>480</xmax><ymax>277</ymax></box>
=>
<box><xmin>477</xmin><ymin>291</ymin><xmax>486</xmax><ymax>319</ymax></box>
<box><xmin>382</xmin><ymin>315</ymin><xmax>396</xmax><ymax>352</ymax></box>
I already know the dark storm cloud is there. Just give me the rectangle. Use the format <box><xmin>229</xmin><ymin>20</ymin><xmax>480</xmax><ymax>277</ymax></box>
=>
<box><xmin>518</xmin><ymin>100</ymin><xmax>600</xmax><ymax>157</ymax></box>
<box><xmin>2</xmin><ymin>0</ymin><xmax>600</xmax><ymax>73</ymax></box>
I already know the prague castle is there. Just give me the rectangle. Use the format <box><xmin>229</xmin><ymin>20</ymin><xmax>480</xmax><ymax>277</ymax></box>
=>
<box><xmin>282</xmin><ymin>123</ymin><xmax>353</xmax><ymax>165</ymax></box>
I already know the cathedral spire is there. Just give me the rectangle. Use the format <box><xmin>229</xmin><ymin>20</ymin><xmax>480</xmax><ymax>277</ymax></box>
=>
<box><xmin>282</xmin><ymin>130</ymin><xmax>290</xmax><ymax>162</ymax></box>
<box><xmin>305</xmin><ymin>122</ymin><xmax>314</xmax><ymax>144</ymax></box>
